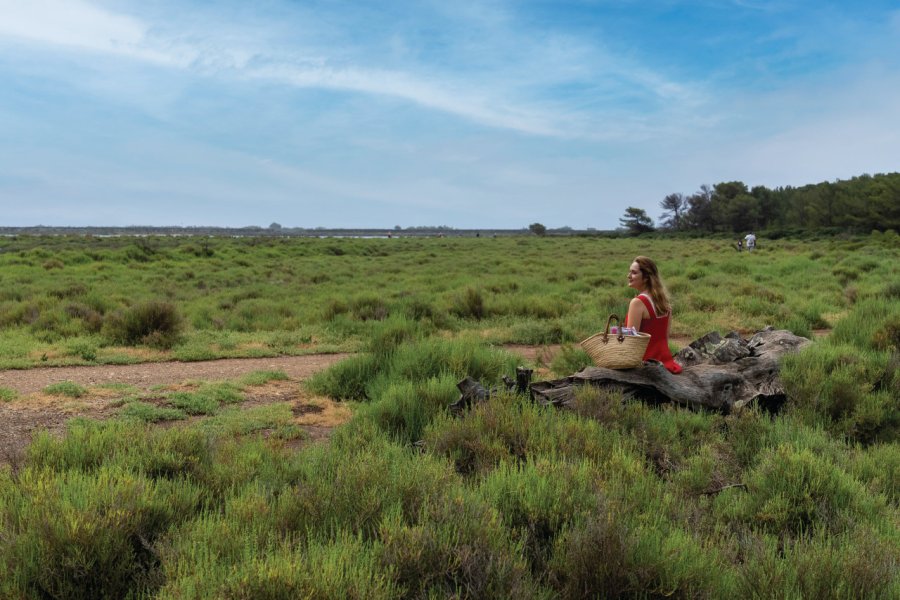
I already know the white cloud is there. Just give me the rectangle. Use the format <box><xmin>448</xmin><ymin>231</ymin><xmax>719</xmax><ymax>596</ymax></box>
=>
<box><xmin>0</xmin><ymin>0</ymin><xmax>194</xmax><ymax>66</ymax></box>
<box><xmin>0</xmin><ymin>0</ymin><xmax>705</xmax><ymax>140</ymax></box>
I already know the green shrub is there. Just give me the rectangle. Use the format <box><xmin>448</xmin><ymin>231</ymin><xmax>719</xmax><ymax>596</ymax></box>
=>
<box><xmin>450</xmin><ymin>287</ymin><xmax>485</xmax><ymax>319</ymax></box>
<box><xmin>508</xmin><ymin>319</ymin><xmax>568</xmax><ymax>344</ymax></box>
<box><xmin>308</xmin><ymin>337</ymin><xmax>518</xmax><ymax>402</ymax></box>
<box><xmin>349</xmin><ymin>294</ymin><xmax>390</xmax><ymax>321</ymax></box>
<box><xmin>424</xmin><ymin>391</ymin><xmax>624</xmax><ymax>476</ymax></box>
<box><xmin>400</xmin><ymin>297</ymin><xmax>437</xmax><ymax>322</ymax></box>
<box><xmin>64</xmin><ymin>303</ymin><xmax>104</xmax><ymax>333</ymax></box>
<box><xmin>43</xmin><ymin>381</ymin><xmax>87</xmax><ymax>398</ymax></box>
<box><xmin>0</xmin><ymin>387</ymin><xmax>16</xmax><ymax>402</ymax></box>
<box><xmin>66</xmin><ymin>338</ymin><xmax>99</xmax><ymax>361</ymax></box>
<box><xmin>546</xmin><ymin>512</ymin><xmax>634</xmax><ymax>597</ymax></box>
<box><xmin>358</xmin><ymin>375</ymin><xmax>458</xmax><ymax>445</ymax></box>
<box><xmin>120</xmin><ymin>401</ymin><xmax>187</xmax><ymax>423</ymax></box>
<box><xmin>306</xmin><ymin>352</ymin><xmax>380</xmax><ymax>401</ymax></box>
<box><xmin>213</xmin><ymin>533</ymin><xmax>399</xmax><ymax>600</ymax></box>
<box><xmin>831</xmin><ymin>298</ymin><xmax>900</xmax><ymax>351</ymax></box>
<box><xmin>102</xmin><ymin>300</ymin><xmax>183</xmax><ymax>348</ymax></box>
<box><xmin>0</xmin><ymin>465</ymin><xmax>202</xmax><ymax>599</ymax></box>
<box><xmin>365</xmin><ymin>316</ymin><xmax>423</xmax><ymax>358</ymax></box>
<box><xmin>548</xmin><ymin>508</ymin><xmax>731</xmax><ymax>598</ymax></box>
<box><xmin>423</xmin><ymin>411</ymin><xmax>511</xmax><ymax>476</ymax></box>
<box><xmin>478</xmin><ymin>458</ymin><xmax>599</xmax><ymax>575</ymax></box>
<box><xmin>848</xmin><ymin>441</ymin><xmax>900</xmax><ymax>505</ymax></box>
<box><xmin>719</xmin><ymin>444</ymin><xmax>887</xmax><ymax>537</ymax></box>
<box><xmin>25</xmin><ymin>419</ymin><xmax>213</xmax><ymax>480</ymax></box>
<box><xmin>167</xmin><ymin>391</ymin><xmax>220</xmax><ymax>416</ymax></box>
<box><xmin>549</xmin><ymin>344</ymin><xmax>592</xmax><ymax>377</ymax></box>
<box><xmin>377</xmin><ymin>488</ymin><xmax>543</xmax><ymax>599</ymax></box>
<box><xmin>270</xmin><ymin>426</ymin><xmax>454</xmax><ymax>542</ymax></box>
<box><xmin>781</xmin><ymin>342</ymin><xmax>898</xmax><ymax>443</ymax></box>
<box><xmin>872</xmin><ymin>315</ymin><xmax>900</xmax><ymax>352</ymax></box>
<box><xmin>737</xmin><ymin>530</ymin><xmax>899</xmax><ymax>599</ymax></box>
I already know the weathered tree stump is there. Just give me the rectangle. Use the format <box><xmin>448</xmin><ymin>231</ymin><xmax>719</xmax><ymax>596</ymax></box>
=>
<box><xmin>530</xmin><ymin>327</ymin><xmax>811</xmax><ymax>413</ymax></box>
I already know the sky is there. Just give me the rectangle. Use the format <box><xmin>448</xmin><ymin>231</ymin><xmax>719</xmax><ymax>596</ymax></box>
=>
<box><xmin>1</xmin><ymin>0</ymin><xmax>898</xmax><ymax>229</ymax></box>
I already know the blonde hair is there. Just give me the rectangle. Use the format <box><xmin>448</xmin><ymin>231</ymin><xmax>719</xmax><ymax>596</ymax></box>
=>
<box><xmin>633</xmin><ymin>256</ymin><xmax>672</xmax><ymax>316</ymax></box>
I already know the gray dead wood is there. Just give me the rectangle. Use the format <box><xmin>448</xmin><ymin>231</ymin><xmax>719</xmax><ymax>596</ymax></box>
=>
<box><xmin>529</xmin><ymin>327</ymin><xmax>812</xmax><ymax>413</ymax></box>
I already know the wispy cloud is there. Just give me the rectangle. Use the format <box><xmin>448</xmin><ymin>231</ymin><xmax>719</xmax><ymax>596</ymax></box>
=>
<box><xmin>3</xmin><ymin>0</ymin><xmax>898</xmax><ymax>228</ymax></box>
<box><xmin>0</xmin><ymin>0</ymin><xmax>707</xmax><ymax>139</ymax></box>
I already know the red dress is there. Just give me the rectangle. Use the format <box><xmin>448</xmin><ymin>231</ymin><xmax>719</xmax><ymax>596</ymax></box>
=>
<box><xmin>626</xmin><ymin>294</ymin><xmax>683</xmax><ymax>374</ymax></box>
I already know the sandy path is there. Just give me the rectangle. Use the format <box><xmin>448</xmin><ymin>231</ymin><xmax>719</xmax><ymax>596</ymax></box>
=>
<box><xmin>0</xmin><ymin>354</ymin><xmax>352</xmax><ymax>395</ymax></box>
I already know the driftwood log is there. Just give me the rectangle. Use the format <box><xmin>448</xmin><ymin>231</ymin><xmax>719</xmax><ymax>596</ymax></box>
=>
<box><xmin>530</xmin><ymin>327</ymin><xmax>811</xmax><ymax>414</ymax></box>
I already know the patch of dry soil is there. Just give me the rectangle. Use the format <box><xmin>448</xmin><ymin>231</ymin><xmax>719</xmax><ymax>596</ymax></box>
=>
<box><xmin>0</xmin><ymin>354</ymin><xmax>352</xmax><ymax>467</ymax></box>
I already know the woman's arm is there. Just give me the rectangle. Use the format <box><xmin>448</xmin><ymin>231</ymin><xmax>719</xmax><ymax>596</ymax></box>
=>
<box><xmin>626</xmin><ymin>297</ymin><xmax>647</xmax><ymax>331</ymax></box>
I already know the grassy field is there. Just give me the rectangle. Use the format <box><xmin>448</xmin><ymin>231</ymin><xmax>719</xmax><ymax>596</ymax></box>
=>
<box><xmin>0</xmin><ymin>232</ymin><xmax>897</xmax><ymax>367</ymax></box>
<box><xmin>0</xmin><ymin>232</ymin><xmax>898</xmax><ymax>598</ymax></box>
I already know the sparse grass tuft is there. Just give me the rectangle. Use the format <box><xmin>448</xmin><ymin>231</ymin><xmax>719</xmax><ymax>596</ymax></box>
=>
<box><xmin>120</xmin><ymin>401</ymin><xmax>187</xmax><ymax>423</ymax></box>
<box><xmin>43</xmin><ymin>381</ymin><xmax>88</xmax><ymax>398</ymax></box>
<box><xmin>238</xmin><ymin>369</ymin><xmax>291</xmax><ymax>387</ymax></box>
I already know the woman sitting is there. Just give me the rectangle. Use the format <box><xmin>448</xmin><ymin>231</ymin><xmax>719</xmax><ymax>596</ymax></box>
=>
<box><xmin>625</xmin><ymin>256</ymin><xmax>683</xmax><ymax>374</ymax></box>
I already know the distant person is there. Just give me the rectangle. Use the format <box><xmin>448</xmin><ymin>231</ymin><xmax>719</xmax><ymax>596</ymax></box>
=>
<box><xmin>625</xmin><ymin>256</ymin><xmax>683</xmax><ymax>374</ymax></box>
<box><xmin>744</xmin><ymin>232</ymin><xmax>756</xmax><ymax>252</ymax></box>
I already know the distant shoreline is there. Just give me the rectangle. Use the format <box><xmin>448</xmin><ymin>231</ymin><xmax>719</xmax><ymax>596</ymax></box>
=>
<box><xmin>0</xmin><ymin>226</ymin><xmax>609</xmax><ymax>238</ymax></box>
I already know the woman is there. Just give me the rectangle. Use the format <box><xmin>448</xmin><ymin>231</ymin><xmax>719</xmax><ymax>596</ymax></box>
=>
<box><xmin>625</xmin><ymin>256</ymin><xmax>683</xmax><ymax>374</ymax></box>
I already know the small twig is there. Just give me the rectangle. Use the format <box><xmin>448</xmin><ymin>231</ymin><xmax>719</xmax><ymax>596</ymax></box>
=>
<box><xmin>702</xmin><ymin>483</ymin><xmax>747</xmax><ymax>496</ymax></box>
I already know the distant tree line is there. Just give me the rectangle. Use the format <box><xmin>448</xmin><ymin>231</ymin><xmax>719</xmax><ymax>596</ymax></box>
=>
<box><xmin>621</xmin><ymin>172</ymin><xmax>900</xmax><ymax>236</ymax></box>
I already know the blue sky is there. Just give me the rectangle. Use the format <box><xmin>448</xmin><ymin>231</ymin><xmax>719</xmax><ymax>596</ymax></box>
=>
<box><xmin>1</xmin><ymin>0</ymin><xmax>898</xmax><ymax>229</ymax></box>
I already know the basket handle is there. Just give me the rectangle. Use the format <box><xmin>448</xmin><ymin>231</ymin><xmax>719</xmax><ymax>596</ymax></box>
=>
<box><xmin>602</xmin><ymin>314</ymin><xmax>625</xmax><ymax>343</ymax></box>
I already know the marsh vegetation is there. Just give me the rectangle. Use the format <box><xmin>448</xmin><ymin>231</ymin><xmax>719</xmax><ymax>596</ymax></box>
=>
<box><xmin>0</xmin><ymin>232</ymin><xmax>898</xmax><ymax>598</ymax></box>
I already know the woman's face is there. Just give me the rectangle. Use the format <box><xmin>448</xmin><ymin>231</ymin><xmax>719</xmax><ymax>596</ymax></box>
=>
<box><xmin>627</xmin><ymin>261</ymin><xmax>645</xmax><ymax>291</ymax></box>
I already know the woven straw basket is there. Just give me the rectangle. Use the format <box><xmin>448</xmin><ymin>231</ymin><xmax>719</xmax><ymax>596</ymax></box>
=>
<box><xmin>580</xmin><ymin>314</ymin><xmax>651</xmax><ymax>370</ymax></box>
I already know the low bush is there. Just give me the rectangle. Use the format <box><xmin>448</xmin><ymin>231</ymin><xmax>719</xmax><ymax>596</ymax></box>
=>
<box><xmin>295</xmin><ymin>422</ymin><xmax>452</xmax><ymax>528</ymax></box>
<box><xmin>167</xmin><ymin>391</ymin><xmax>220</xmax><ymax>416</ymax></box>
<box><xmin>102</xmin><ymin>301</ymin><xmax>183</xmax><ymax>349</ymax></box>
<box><xmin>549</xmin><ymin>344</ymin><xmax>592</xmax><ymax>377</ymax></box>
<box><xmin>120</xmin><ymin>401</ymin><xmax>187</xmax><ymax>423</ymax></box>
<box><xmin>424</xmin><ymin>391</ymin><xmax>624</xmax><ymax>476</ymax></box>
<box><xmin>549</xmin><ymin>513</ymin><xmax>733</xmax><ymax>598</ymax></box>
<box><xmin>0</xmin><ymin>387</ymin><xmax>16</xmax><ymax>402</ymax></box>
<box><xmin>308</xmin><ymin>336</ymin><xmax>518</xmax><ymax>402</ymax></box>
<box><xmin>508</xmin><ymin>319</ymin><xmax>569</xmax><ymax>344</ymax></box>
<box><xmin>348</xmin><ymin>294</ymin><xmax>390</xmax><ymax>321</ymax></box>
<box><xmin>478</xmin><ymin>458</ymin><xmax>600</xmax><ymax>575</ymax></box>
<box><xmin>306</xmin><ymin>352</ymin><xmax>380</xmax><ymax>401</ymax></box>
<box><xmin>0</xmin><ymin>465</ymin><xmax>202</xmax><ymax>599</ymax></box>
<box><xmin>358</xmin><ymin>375</ymin><xmax>458</xmax><ymax>445</ymax></box>
<box><xmin>25</xmin><ymin>420</ymin><xmax>212</xmax><ymax>482</ymax></box>
<box><xmin>66</xmin><ymin>338</ymin><xmax>99</xmax><ymax>361</ymax></box>
<box><xmin>212</xmin><ymin>533</ymin><xmax>399</xmax><ymax>600</ymax></box>
<box><xmin>736</xmin><ymin>529</ymin><xmax>899</xmax><ymax>599</ymax></box>
<box><xmin>377</xmin><ymin>487</ymin><xmax>542</xmax><ymax>599</ymax></box>
<box><xmin>43</xmin><ymin>381</ymin><xmax>87</xmax><ymax>398</ymax></box>
<box><xmin>449</xmin><ymin>287</ymin><xmax>485</xmax><ymax>319</ymax></box>
<box><xmin>780</xmin><ymin>342</ymin><xmax>898</xmax><ymax>443</ymax></box>
<box><xmin>718</xmin><ymin>444</ymin><xmax>888</xmax><ymax>538</ymax></box>
<box><xmin>847</xmin><ymin>441</ymin><xmax>900</xmax><ymax>506</ymax></box>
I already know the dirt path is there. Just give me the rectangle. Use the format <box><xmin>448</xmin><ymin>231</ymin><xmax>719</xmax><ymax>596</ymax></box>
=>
<box><xmin>0</xmin><ymin>353</ymin><xmax>353</xmax><ymax>396</ymax></box>
<box><xmin>0</xmin><ymin>354</ymin><xmax>352</xmax><ymax>467</ymax></box>
<box><xmin>0</xmin><ymin>346</ymin><xmax>557</xmax><ymax>466</ymax></box>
